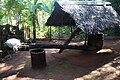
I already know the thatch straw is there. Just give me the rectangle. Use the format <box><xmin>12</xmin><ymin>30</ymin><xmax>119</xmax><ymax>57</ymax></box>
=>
<box><xmin>46</xmin><ymin>1</ymin><xmax>120</xmax><ymax>34</ymax></box>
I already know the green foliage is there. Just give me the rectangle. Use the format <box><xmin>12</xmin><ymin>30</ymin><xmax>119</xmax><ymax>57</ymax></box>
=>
<box><xmin>27</xmin><ymin>0</ymin><xmax>50</xmax><ymax>13</ymax></box>
<box><xmin>43</xmin><ymin>27</ymin><xmax>50</xmax><ymax>38</ymax></box>
<box><xmin>0</xmin><ymin>1</ymin><xmax>5</xmax><ymax>20</ymax></box>
<box><xmin>37</xmin><ymin>3</ymin><xmax>50</xmax><ymax>13</ymax></box>
<box><xmin>0</xmin><ymin>78</ymin><xmax>2</xmax><ymax>80</ymax></box>
<box><xmin>104</xmin><ymin>28</ymin><xmax>115</xmax><ymax>36</ymax></box>
<box><xmin>106</xmin><ymin>0</ymin><xmax>120</xmax><ymax>14</ymax></box>
<box><xmin>0</xmin><ymin>14</ymin><xmax>4</xmax><ymax>19</ymax></box>
<box><xmin>104</xmin><ymin>0</ymin><xmax>120</xmax><ymax>36</ymax></box>
<box><xmin>104</xmin><ymin>26</ymin><xmax>120</xmax><ymax>36</ymax></box>
<box><xmin>75</xmin><ymin>33</ymin><xmax>85</xmax><ymax>40</ymax></box>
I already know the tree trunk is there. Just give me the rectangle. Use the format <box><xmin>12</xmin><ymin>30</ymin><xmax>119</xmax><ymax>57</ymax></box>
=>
<box><xmin>32</xmin><ymin>13</ymin><xmax>36</xmax><ymax>42</ymax></box>
<box><xmin>0</xmin><ymin>26</ymin><xmax>3</xmax><ymax>49</ymax></box>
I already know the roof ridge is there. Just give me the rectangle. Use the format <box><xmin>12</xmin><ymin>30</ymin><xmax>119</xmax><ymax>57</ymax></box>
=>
<box><xmin>57</xmin><ymin>1</ymin><xmax>111</xmax><ymax>6</ymax></box>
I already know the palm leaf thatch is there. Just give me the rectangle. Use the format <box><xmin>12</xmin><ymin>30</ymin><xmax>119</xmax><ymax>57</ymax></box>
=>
<box><xmin>45</xmin><ymin>1</ymin><xmax>120</xmax><ymax>34</ymax></box>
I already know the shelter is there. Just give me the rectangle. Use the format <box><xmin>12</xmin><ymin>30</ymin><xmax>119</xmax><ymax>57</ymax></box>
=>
<box><xmin>33</xmin><ymin>1</ymin><xmax>120</xmax><ymax>53</ymax></box>
<box><xmin>46</xmin><ymin>1</ymin><xmax>120</xmax><ymax>34</ymax></box>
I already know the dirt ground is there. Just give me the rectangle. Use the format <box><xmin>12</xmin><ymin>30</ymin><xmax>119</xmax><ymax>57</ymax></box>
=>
<box><xmin>0</xmin><ymin>39</ymin><xmax>120</xmax><ymax>80</ymax></box>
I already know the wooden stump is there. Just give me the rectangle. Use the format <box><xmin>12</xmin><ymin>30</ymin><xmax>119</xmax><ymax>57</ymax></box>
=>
<box><xmin>87</xmin><ymin>34</ymin><xmax>103</xmax><ymax>50</ymax></box>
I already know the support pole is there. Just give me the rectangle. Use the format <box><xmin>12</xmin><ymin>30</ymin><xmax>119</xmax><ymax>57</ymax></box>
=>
<box><xmin>84</xmin><ymin>33</ymin><xmax>88</xmax><ymax>46</ymax></box>
<box><xmin>49</xmin><ymin>26</ymin><xmax>52</xmax><ymax>41</ymax></box>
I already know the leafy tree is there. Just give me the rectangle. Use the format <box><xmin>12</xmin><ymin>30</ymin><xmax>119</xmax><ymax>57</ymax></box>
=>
<box><xmin>0</xmin><ymin>1</ymin><xmax>4</xmax><ymax>21</ymax></box>
<box><xmin>26</xmin><ymin>0</ymin><xmax>50</xmax><ymax>42</ymax></box>
<box><xmin>105</xmin><ymin>0</ymin><xmax>120</xmax><ymax>36</ymax></box>
<box><xmin>105</xmin><ymin>0</ymin><xmax>120</xmax><ymax>14</ymax></box>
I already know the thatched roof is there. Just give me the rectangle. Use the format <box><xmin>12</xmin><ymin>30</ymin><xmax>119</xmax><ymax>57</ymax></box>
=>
<box><xmin>45</xmin><ymin>1</ymin><xmax>120</xmax><ymax>34</ymax></box>
<box><xmin>45</xmin><ymin>1</ymin><xmax>76</xmax><ymax>26</ymax></box>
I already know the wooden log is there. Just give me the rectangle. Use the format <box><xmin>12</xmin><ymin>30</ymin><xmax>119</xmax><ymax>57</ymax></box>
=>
<box><xmin>29</xmin><ymin>43</ymin><xmax>86</xmax><ymax>50</ymax></box>
<box><xmin>59</xmin><ymin>28</ymin><xmax>82</xmax><ymax>53</ymax></box>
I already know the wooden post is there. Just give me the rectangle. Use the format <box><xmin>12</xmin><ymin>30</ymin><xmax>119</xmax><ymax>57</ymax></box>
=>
<box><xmin>58</xmin><ymin>27</ymin><xmax>60</xmax><ymax>39</ymax></box>
<box><xmin>84</xmin><ymin>33</ymin><xmax>87</xmax><ymax>46</ymax></box>
<box><xmin>0</xmin><ymin>25</ymin><xmax>3</xmax><ymax>49</ymax></box>
<box><xmin>49</xmin><ymin>26</ymin><xmax>52</xmax><ymax>41</ymax></box>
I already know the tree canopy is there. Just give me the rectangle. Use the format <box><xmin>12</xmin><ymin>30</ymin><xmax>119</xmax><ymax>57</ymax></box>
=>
<box><xmin>104</xmin><ymin>0</ymin><xmax>120</xmax><ymax>14</ymax></box>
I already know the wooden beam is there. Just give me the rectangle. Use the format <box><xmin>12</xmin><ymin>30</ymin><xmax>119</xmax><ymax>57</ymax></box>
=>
<box><xmin>59</xmin><ymin>28</ymin><xmax>82</xmax><ymax>53</ymax></box>
<box><xmin>29</xmin><ymin>43</ymin><xmax>86</xmax><ymax>50</ymax></box>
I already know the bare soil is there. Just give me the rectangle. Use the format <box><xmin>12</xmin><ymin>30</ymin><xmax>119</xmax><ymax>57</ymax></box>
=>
<box><xmin>0</xmin><ymin>39</ymin><xmax>120</xmax><ymax>80</ymax></box>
